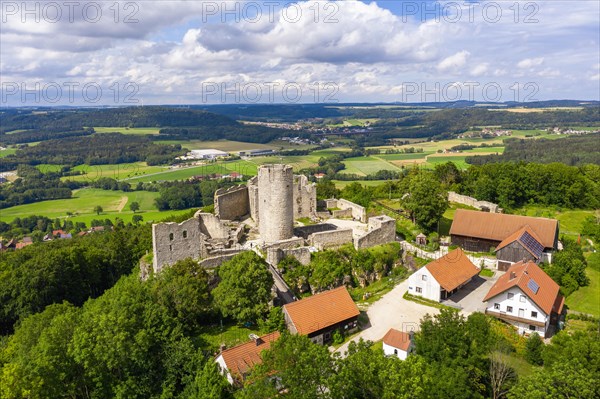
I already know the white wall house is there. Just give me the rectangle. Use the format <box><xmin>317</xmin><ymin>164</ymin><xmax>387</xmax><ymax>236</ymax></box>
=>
<box><xmin>483</xmin><ymin>261</ymin><xmax>564</xmax><ymax>338</ymax></box>
<box><xmin>408</xmin><ymin>266</ymin><xmax>441</xmax><ymax>302</ymax></box>
<box><xmin>382</xmin><ymin>328</ymin><xmax>414</xmax><ymax>360</ymax></box>
<box><xmin>407</xmin><ymin>248</ymin><xmax>480</xmax><ymax>302</ymax></box>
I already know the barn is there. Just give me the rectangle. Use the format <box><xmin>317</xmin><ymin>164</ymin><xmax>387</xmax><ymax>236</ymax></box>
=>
<box><xmin>450</xmin><ymin>210</ymin><xmax>559</xmax><ymax>252</ymax></box>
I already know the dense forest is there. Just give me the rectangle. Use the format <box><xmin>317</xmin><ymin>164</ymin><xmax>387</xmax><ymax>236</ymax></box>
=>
<box><xmin>466</xmin><ymin>133</ymin><xmax>600</xmax><ymax>166</ymax></box>
<box><xmin>0</xmin><ymin>134</ymin><xmax>184</xmax><ymax>171</ymax></box>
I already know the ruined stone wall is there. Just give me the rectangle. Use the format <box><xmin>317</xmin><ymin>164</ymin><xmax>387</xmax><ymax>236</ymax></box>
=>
<box><xmin>354</xmin><ymin>215</ymin><xmax>396</xmax><ymax>249</ymax></box>
<box><xmin>448</xmin><ymin>191</ymin><xmax>501</xmax><ymax>213</ymax></box>
<box><xmin>293</xmin><ymin>175</ymin><xmax>317</xmax><ymax>219</ymax></box>
<box><xmin>294</xmin><ymin>223</ymin><xmax>338</xmax><ymax>239</ymax></box>
<box><xmin>258</xmin><ymin>164</ymin><xmax>294</xmax><ymax>243</ymax></box>
<box><xmin>332</xmin><ymin>208</ymin><xmax>353</xmax><ymax>219</ymax></box>
<box><xmin>325</xmin><ymin>199</ymin><xmax>339</xmax><ymax>209</ymax></box>
<box><xmin>309</xmin><ymin>228</ymin><xmax>354</xmax><ymax>250</ymax></box>
<box><xmin>198</xmin><ymin>212</ymin><xmax>229</xmax><ymax>240</ymax></box>
<box><xmin>338</xmin><ymin>199</ymin><xmax>367</xmax><ymax>223</ymax></box>
<box><xmin>214</xmin><ymin>185</ymin><xmax>249</xmax><ymax>220</ymax></box>
<box><xmin>247</xmin><ymin>176</ymin><xmax>259</xmax><ymax>223</ymax></box>
<box><xmin>264</xmin><ymin>236</ymin><xmax>305</xmax><ymax>251</ymax></box>
<box><xmin>198</xmin><ymin>251</ymin><xmax>243</xmax><ymax>268</ymax></box>
<box><xmin>152</xmin><ymin>218</ymin><xmax>203</xmax><ymax>273</ymax></box>
<box><xmin>266</xmin><ymin>246</ymin><xmax>312</xmax><ymax>266</ymax></box>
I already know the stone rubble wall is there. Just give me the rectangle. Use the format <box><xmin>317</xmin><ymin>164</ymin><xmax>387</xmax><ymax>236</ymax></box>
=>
<box><xmin>309</xmin><ymin>228</ymin><xmax>354</xmax><ymax>250</ymax></box>
<box><xmin>354</xmin><ymin>215</ymin><xmax>396</xmax><ymax>249</ymax></box>
<box><xmin>214</xmin><ymin>185</ymin><xmax>250</xmax><ymax>220</ymax></box>
<box><xmin>448</xmin><ymin>191</ymin><xmax>502</xmax><ymax>213</ymax></box>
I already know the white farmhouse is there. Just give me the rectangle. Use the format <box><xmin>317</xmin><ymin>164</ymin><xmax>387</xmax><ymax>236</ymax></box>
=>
<box><xmin>382</xmin><ymin>328</ymin><xmax>414</xmax><ymax>360</ymax></box>
<box><xmin>407</xmin><ymin>248</ymin><xmax>480</xmax><ymax>302</ymax></box>
<box><xmin>483</xmin><ymin>261</ymin><xmax>564</xmax><ymax>337</ymax></box>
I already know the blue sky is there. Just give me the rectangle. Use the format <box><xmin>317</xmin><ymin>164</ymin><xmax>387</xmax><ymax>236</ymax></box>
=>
<box><xmin>1</xmin><ymin>1</ymin><xmax>599</xmax><ymax>105</ymax></box>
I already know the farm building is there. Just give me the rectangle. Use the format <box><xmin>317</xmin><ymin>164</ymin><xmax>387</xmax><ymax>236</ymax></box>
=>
<box><xmin>450</xmin><ymin>210</ymin><xmax>558</xmax><ymax>269</ymax></box>
<box><xmin>215</xmin><ymin>331</ymin><xmax>280</xmax><ymax>385</ymax></box>
<box><xmin>382</xmin><ymin>328</ymin><xmax>414</xmax><ymax>360</ymax></box>
<box><xmin>483</xmin><ymin>261</ymin><xmax>564</xmax><ymax>337</ymax></box>
<box><xmin>282</xmin><ymin>286</ymin><xmax>360</xmax><ymax>345</ymax></box>
<box><xmin>407</xmin><ymin>248</ymin><xmax>480</xmax><ymax>302</ymax></box>
<box><xmin>188</xmin><ymin>149</ymin><xmax>229</xmax><ymax>159</ymax></box>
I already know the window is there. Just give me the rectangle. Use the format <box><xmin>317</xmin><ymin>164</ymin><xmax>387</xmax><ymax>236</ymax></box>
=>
<box><xmin>182</xmin><ymin>230</ymin><xmax>187</xmax><ymax>238</ymax></box>
<box><xmin>394</xmin><ymin>349</ymin><xmax>398</xmax><ymax>355</ymax></box>
<box><xmin>422</xmin><ymin>275</ymin><xmax>427</xmax><ymax>281</ymax></box>
<box><xmin>416</xmin><ymin>287</ymin><xmax>422</xmax><ymax>293</ymax></box>
<box><xmin>531</xmin><ymin>311</ymin><xmax>538</xmax><ymax>318</ymax></box>
<box><xmin>529</xmin><ymin>325</ymin><xmax>536</xmax><ymax>331</ymax></box>
<box><xmin>169</xmin><ymin>245</ymin><xmax>172</xmax><ymax>252</ymax></box>
<box><xmin>520</xmin><ymin>295</ymin><xmax>526</xmax><ymax>303</ymax></box>
<box><xmin>507</xmin><ymin>292</ymin><xmax>514</xmax><ymax>300</ymax></box>
<box><xmin>169</xmin><ymin>233</ymin><xmax>174</xmax><ymax>241</ymax></box>
<box><xmin>494</xmin><ymin>303</ymin><xmax>500</xmax><ymax>310</ymax></box>
<box><xmin>506</xmin><ymin>306</ymin><xmax>513</xmax><ymax>313</ymax></box>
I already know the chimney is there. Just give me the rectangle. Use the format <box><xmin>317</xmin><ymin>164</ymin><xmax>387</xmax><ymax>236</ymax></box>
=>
<box><xmin>509</xmin><ymin>271</ymin><xmax>516</xmax><ymax>280</ymax></box>
<box><xmin>249</xmin><ymin>333</ymin><xmax>262</xmax><ymax>346</ymax></box>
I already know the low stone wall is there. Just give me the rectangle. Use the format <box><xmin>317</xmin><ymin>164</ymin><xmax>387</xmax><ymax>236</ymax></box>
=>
<box><xmin>264</xmin><ymin>236</ymin><xmax>305</xmax><ymax>251</ymax></box>
<box><xmin>448</xmin><ymin>191</ymin><xmax>501</xmax><ymax>213</ymax></box>
<box><xmin>198</xmin><ymin>251</ymin><xmax>243</xmax><ymax>268</ymax></box>
<box><xmin>354</xmin><ymin>215</ymin><xmax>396</xmax><ymax>249</ymax></box>
<box><xmin>325</xmin><ymin>199</ymin><xmax>338</xmax><ymax>209</ymax></box>
<box><xmin>309</xmin><ymin>228</ymin><xmax>353</xmax><ymax>250</ymax></box>
<box><xmin>332</xmin><ymin>208</ymin><xmax>353</xmax><ymax>219</ymax></box>
<box><xmin>267</xmin><ymin>246</ymin><xmax>312</xmax><ymax>266</ymax></box>
<box><xmin>215</xmin><ymin>185</ymin><xmax>250</xmax><ymax>220</ymax></box>
<box><xmin>294</xmin><ymin>223</ymin><xmax>337</xmax><ymax>239</ymax></box>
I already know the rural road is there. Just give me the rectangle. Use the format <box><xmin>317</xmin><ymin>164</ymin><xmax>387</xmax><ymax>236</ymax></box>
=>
<box><xmin>336</xmin><ymin>279</ymin><xmax>439</xmax><ymax>354</ymax></box>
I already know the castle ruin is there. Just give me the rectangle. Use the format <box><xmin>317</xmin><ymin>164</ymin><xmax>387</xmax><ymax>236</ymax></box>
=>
<box><xmin>151</xmin><ymin>164</ymin><xmax>397</xmax><ymax>274</ymax></box>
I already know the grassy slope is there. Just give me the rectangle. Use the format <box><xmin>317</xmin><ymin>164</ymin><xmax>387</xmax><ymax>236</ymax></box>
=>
<box><xmin>92</xmin><ymin>127</ymin><xmax>161</xmax><ymax>135</ymax></box>
<box><xmin>566</xmin><ymin>253</ymin><xmax>600</xmax><ymax>317</ymax></box>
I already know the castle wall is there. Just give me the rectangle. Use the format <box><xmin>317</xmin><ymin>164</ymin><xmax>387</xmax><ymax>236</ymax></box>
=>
<box><xmin>267</xmin><ymin>246</ymin><xmax>312</xmax><ymax>266</ymax></box>
<box><xmin>152</xmin><ymin>218</ymin><xmax>203</xmax><ymax>273</ymax></box>
<box><xmin>294</xmin><ymin>223</ymin><xmax>338</xmax><ymax>239</ymax></box>
<box><xmin>198</xmin><ymin>212</ymin><xmax>229</xmax><ymax>240</ymax></box>
<box><xmin>293</xmin><ymin>175</ymin><xmax>317</xmax><ymax>220</ymax></box>
<box><xmin>264</xmin><ymin>236</ymin><xmax>305</xmax><ymax>251</ymax></box>
<box><xmin>215</xmin><ymin>185</ymin><xmax>249</xmax><ymax>220</ymax></box>
<box><xmin>247</xmin><ymin>176</ymin><xmax>260</xmax><ymax>223</ymax></box>
<box><xmin>309</xmin><ymin>228</ymin><xmax>354</xmax><ymax>250</ymax></box>
<box><xmin>448</xmin><ymin>191</ymin><xmax>501</xmax><ymax>213</ymax></box>
<box><xmin>355</xmin><ymin>215</ymin><xmax>396</xmax><ymax>249</ymax></box>
<box><xmin>258</xmin><ymin>164</ymin><xmax>294</xmax><ymax>243</ymax></box>
<box><xmin>338</xmin><ymin>199</ymin><xmax>367</xmax><ymax>223</ymax></box>
<box><xmin>198</xmin><ymin>251</ymin><xmax>243</xmax><ymax>268</ymax></box>
<box><xmin>332</xmin><ymin>208</ymin><xmax>353</xmax><ymax>219</ymax></box>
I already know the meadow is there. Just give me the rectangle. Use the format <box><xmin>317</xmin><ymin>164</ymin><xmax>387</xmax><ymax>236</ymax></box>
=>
<box><xmin>92</xmin><ymin>127</ymin><xmax>161</xmax><ymax>135</ymax></box>
<box><xmin>566</xmin><ymin>253</ymin><xmax>600</xmax><ymax>317</ymax></box>
<box><xmin>126</xmin><ymin>160</ymin><xmax>258</xmax><ymax>183</ymax></box>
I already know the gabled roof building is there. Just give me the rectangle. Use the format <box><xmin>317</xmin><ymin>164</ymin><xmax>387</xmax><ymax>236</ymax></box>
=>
<box><xmin>382</xmin><ymin>328</ymin><xmax>414</xmax><ymax>360</ymax></box>
<box><xmin>282</xmin><ymin>286</ymin><xmax>360</xmax><ymax>345</ymax></box>
<box><xmin>407</xmin><ymin>248</ymin><xmax>480</xmax><ymax>302</ymax></box>
<box><xmin>483</xmin><ymin>261</ymin><xmax>564</xmax><ymax>337</ymax></box>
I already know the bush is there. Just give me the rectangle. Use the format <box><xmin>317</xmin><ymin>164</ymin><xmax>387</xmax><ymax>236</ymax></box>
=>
<box><xmin>525</xmin><ymin>332</ymin><xmax>544</xmax><ymax>365</ymax></box>
<box><xmin>333</xmin><ymin>329</ymin><xmax>344</xmax><ymax>345</ymax></box>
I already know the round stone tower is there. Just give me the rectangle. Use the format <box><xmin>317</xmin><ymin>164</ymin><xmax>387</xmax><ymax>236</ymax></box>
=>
<box><xmin>258</xmin><ymin>164</ymin><xmax>294</xmax><ymax>243</ymax></box>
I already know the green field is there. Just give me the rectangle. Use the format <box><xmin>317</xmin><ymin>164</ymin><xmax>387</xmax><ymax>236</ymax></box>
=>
<box><xmin>0</xmin><ymin>148</ymin><xmax>17</xmax><ymax>158</ymax></box>
<box><xmin>126</xmin><ymin>161</ymin><xmax>258</xmax><ymax>183</ymax></box>
<box><xmin>333</xmin><ymin>180</ymin><xmax>388</xmax><ymax>189</ymax></box>
<box><xmin>379</xmin><ymin>152</ymin><xmax>433</xmax><ymax>161</ymax></box>
<box><xmin>517</xmin><ymin>206</ymin><xmax>594</xmax><ymax>238</ymax></box>
<box><xmin>155</xmin><ymin>139</ymin><xmax>288</xmax><ymax>153</ymax></box>
<box><xmin>425</xmin><ymin>155</ymin><xmax>470</xmax><ymax>169</ymax></box>
<box><xmin>340</xmin><ymin>156</ymin><xmax>400</xmax><ymax>176</ymax></box>
<box><xmin>249</xmin><ymin>154</ymin><xmax>322</xmax><ymax>171</ymax></box>
<box><xmin>92</xmin><ymin>127</ymin><xmax>161</xmax><ymax>135</ymax></box>
<box><xmin>64</xmin><ymin>162</ymin><xmax>167</xmax><ymax>182</ymax></box>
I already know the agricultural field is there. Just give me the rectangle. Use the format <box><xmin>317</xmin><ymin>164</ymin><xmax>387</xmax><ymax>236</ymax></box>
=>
<box><xmin>340</xmin><ymin>156</ymin><xmax>400</xmax><ymax>176</ymax></box>
<box><xmin>0</xmin><ymin>148</ymin><xmax>17</xmax><ymax>158</ymax></box>
<box><xmin>61</xmin><ymin>162</ymin><xmax>167</xmax><ymax>182</ymax></box>
<box><xmin>0</xmin><ymin>188</ymin><xmax>168</xmax><ymax>223</ymax></box>
<box><xmin>248</xmin><ymin>154</ymin><xmax>322</xmax><ymax>171</ymax></box>
<box><xmin>92</xmin><ymin>127</ymin><xmax>161</xmax><ymax>135</ymax></box>
<box><xmin>126</xmin><ymin>160</ymin><xmax>258</xmax><ymax>183</ymax></box>
<box><xmin>154</xmin><ymin>139</ymin><xmax>311</xmax><ymax>153</ymax></box>
<box><xmin>333</xmin><ymin>180</ymin><xmax>388</xmax><ymax>189</ymax></box>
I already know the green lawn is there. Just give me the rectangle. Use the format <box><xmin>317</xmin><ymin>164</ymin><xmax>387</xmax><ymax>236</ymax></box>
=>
<box><xmin>197</xmin><ymin>324</ymin><xmax>263</xmax><ymax>352</ymax></box>
<box><xmin>0</xmin><ymin>188</ymin><xmax>192</xmax><ymax>225</ymax></box>
<box><xmin>92</xmin><ymin>127</ymin><xmax>161</xmax><ymax>135</ymax></box>
<box><xmin>566</xmin><ymin>253</ymin><xmax>600</xmax><ymax>317</ymax></box>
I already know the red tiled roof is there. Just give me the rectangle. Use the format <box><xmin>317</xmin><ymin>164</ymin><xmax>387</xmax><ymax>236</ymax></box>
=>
<box><xmin>425</xmin><ymin>248</ymin><xmax>480</xmax><ymax>292</ymax></box>
<box><xmin>219</xmin><ymin>331</ymin><xmax>280</xmax><ymax>380</ymax></box>
<box><xmin>483</xmin><ymin>261</ymin><xmax>562</xmax><ymax>315</ymax></box>
<box><xmin>382</xmin><ymin>328</ymin><xmax>411</xmax><ymax>352</ymax></box>
<box><xmin>283</xmin><ymin>286</ymin><xmax>360</xmax><ymax>336</ymax></box>
<box><xmin>450</xmin><ymin>209</ymin><xmax>558</xmax><ymax>249</ymax></box>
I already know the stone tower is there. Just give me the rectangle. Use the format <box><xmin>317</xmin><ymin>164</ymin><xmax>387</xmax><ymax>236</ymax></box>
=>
<box><xmin>258</xmin><ymin>164</ymin><xmax>294</xmax><ymax>243</ymax></box>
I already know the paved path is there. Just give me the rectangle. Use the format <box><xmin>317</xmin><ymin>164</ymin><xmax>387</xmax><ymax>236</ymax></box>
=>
<box><xmin>336</xmin><ymin>279</ymin><xmax>440</xmax><ymax>354</ymax></box>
